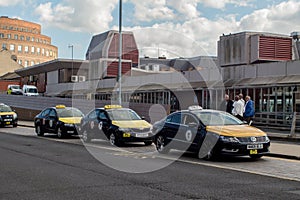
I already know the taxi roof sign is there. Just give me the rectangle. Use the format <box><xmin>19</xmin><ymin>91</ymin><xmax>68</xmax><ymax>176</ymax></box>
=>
<box><xmin>56</xmin><ymin>105</ymin><xmax>66</xmax><ymax>109</ymax></box>
<box><xmin>104</xmin><ymin>105</ymin><xmax>122</xmax><ymax>109</ymax></box>
<box><xmin>188</xmin><ymin>105</ymin><xmax>203</xmax><ymax>111</ymax></box>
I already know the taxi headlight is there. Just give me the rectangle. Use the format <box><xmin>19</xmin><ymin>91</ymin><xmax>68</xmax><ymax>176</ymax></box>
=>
<box><xmin>220</xmin><ymin>136</ymin><xmax>240</xmax><ymax>143</ymax></box>
<box><xmin>13</xmin><ymin>113</ymin><xmax>17</xmax><ymax>119</ymax></box>
<box><xmin>265</xmin><ymin>136</ymin><xmax>270</xmax><ymax>142</ymax></box>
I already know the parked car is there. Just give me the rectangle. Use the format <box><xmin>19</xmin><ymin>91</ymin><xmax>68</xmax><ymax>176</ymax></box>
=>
<box><xmin>0</xmin><ymin>103</ymin><xmax>18</xmax><ymax>127</ymax></box>
<box><xmin>7</xmin><ymin>84</ymin><xmax>22</xmax><ymax>95</ymax></box>
<box><xmin>34</xmin><ymin>105</ymin><xmax>84</xmax><ymax>138</ymax></box>
<box><xmin>22</xmin><ymin>85</ymin><xmax>39</xmax><ymax>96</ymax></box>
<box><xmin>80</xmin><ymin>105</ymin><xmax>153</xmax><ymax>146</ymax></box>
<box><xmin>153</xmin><ymin>106</ymin><xmax>270</xmax><ymax>160</ymax></box>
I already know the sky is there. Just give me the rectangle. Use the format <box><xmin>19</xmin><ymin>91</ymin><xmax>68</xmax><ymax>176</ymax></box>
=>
<box><xmin>1</xmin><ymin>0</ymin><xmax>300</xmax><ymax>59</ymax></box>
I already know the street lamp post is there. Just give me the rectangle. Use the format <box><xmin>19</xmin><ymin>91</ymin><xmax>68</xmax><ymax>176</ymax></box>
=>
<box><xmin>68</xmin><ymin>44</ymin><xmax>74</xmax><ymax>76</ymax></box>
<box><xmin>118</xmin><ymin>0</ymin><xmax>122</xmax><ymax>105</ymax></box>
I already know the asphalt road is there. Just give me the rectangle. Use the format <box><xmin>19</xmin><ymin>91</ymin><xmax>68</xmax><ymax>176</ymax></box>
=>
<box><xmin>1</xmin><ymin>129</ymin><xmax>300</xmax><ymax>200</ymax></box>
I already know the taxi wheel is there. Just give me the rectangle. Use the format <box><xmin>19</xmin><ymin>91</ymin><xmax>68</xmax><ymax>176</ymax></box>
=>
<box><xmin>109</xmin><ymin>133</ymin><xmax>121</xmax><ymax>147</ymax></box>
<box><xmin>57</xmin><ymin>128</ymin><xmax>65</xmax><ymax>139</ymax></box>
<box><xmin>155</xmin><ymin>135</ymin><xmax>169</xmax><ymax>154</ymax></box>
<box><xmin>144</xmin><ymin>141</ymin><xmax>152</xmax><ymax>146</ymax></box>
<box><xmin>35</xmin><ymin>125</ymin><xmax>44</xmax><ymax>136</ymax></box>
<box><xmin>13</xmin><ymin>123</ymin><xmax>18</xmax><ymax>128</ymax></box>
<box><xmin>82</xmin><ymin>130</ymin><xmax>91</xmax><ymax>143</ymax></box>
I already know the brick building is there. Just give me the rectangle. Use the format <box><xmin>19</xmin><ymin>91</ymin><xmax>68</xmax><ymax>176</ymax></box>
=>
<box><xmin>0</xmin><ymin>16</ymin><xmax>58</xmax><ymax>67</ymax></box>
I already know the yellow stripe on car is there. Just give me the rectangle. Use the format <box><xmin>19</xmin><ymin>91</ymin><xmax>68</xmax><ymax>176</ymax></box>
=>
<box><xmin>206</xmin><ymin>125</ymin><xmax>266</xmax><ymax>137</ymax></box>
<box><xmin>112</xmin><ymin>120</ymin><xmax>151</xmax><ymax>128</ymax></box>
<box><xmin>0</xmin><ymin>112</ymin><xmax>16</xmax><ymax>116</ymax></box>
<box><xmin>59</xmin><ymin>117</ymin><xmax>82</xmax><ymax>124</ymax></box>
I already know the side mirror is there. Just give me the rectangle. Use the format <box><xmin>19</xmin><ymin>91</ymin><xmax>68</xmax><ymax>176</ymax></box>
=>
<box><xmin>141</xmin><ymin>116</ymin><xmax>146</xmax><ymax>120</ymax></box>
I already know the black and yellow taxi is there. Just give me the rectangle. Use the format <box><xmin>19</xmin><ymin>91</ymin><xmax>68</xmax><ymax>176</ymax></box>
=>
<box><xmin>80</xmin><ymin>105</ymin><xmax>153</xmax><ymax>146</ymax></box>
<box><xmin>34</xmin><ymin>105</ymin><xmax>84</xmax><ymax>138</ymax></box>
<box><xmin>153</xmin><ymin>106</ymin><xmax>270</xmax><ymax>159</ymax></box>
<box><xmin>0</xmin><ymin>103</ymin><xmax>18</xmax><ymax>127</ymax></box>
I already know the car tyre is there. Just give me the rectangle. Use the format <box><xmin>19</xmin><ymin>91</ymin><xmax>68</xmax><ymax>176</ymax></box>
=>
<box><xmin>109</xmin><ymin>133</ymin><xmax>121</xmax><ymax>147</ymax></box>
<box><xmin>13</xmin><ymin>123</ymin><xmax>18</xmax><ymax>128</ymax></box>
<box><xmin>155</xmin><ymin>135</ymin><xmax>169</xmax><ymax>154</ymax></box>
<box><xmin>82</xmin><ymin>130</ymin><xmax>91</xmax><ymax>143</ymax></box>
<box><xmin>144</xmin><ymin>141</ymin><xmax>152</xmax><ymax>146</ymax></box>
<box><xmin>57</xmin><ymin>127</ymin><xmax>65</xmax><ymax>139</ymax></box>
<box><xmin>35</xmin><ymin>124</ymin><xmax>44</xmax><ymax>136</ymax></box>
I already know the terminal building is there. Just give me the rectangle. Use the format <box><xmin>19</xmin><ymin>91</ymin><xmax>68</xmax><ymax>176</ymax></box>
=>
<box><xmin>14</xmin><ymin>30</ymin><xmax>300</xmax><ymax>129</ymax></box>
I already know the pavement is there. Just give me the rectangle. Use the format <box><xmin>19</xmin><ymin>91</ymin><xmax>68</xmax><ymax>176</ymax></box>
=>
<box><xmin>17</xmin><ymin>120</ymin><xmax>300</xmax><ymax>160</ymax></box>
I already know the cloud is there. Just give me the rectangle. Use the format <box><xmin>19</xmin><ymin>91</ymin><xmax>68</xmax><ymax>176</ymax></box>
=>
<box><xmin>239</xmin><ymin>0</ymin><xmax>300</xmax><ymax>34</ymax></box>
<box><xmin>167</xmin><ymin>0</ymin><xmax>200</xmax><ymax>19</ymax></box>
<box><xmin>34</xmin><ymin>0</ymin><xmax>118</xmax><ymax>33</ymax></box>
<box><xmin>200</xmin><ymin>0</ymin><xmax>254</xmax><ymax>9</ymax></box>
<box><xmin>129</xmin><ymin>0</ymin><xmax>175</xmax><ymax>22</ymax></box>
<box><xmin>0</xmin><ymin>0</ymin><xmax>23</xmax><ymax>7</ymax></box>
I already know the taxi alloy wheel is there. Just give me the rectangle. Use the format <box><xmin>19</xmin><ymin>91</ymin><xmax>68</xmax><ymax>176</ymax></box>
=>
<box><xmin>156</xmin><ymin>135</ymin><xmax>169</xmax><ymax>154</ymax></box>
<box><xmin>109</xmin><ymin>133</ymin><xmax>121</xmax><ymax>147</ymax></box>
<box><xmin>82</xmin><ymin>130</ymin><xmax>91</xmax><ymax>143</ymax></box>
<box><xmin>57</xmin><ymin>127</ymin><xmax>65</xmax><ymax>139</ymax></box>
<box><xmin>36</xmin><ymin>125</ymin><xmax>44</xmax><ymax>136</ymax></box>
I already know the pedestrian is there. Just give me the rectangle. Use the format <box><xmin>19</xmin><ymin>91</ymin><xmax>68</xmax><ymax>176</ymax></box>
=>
<box><xmin>239</xmin><ymin>93</ymin><xmax>245</xmax><ymax>107</ymax></box>
<box><xmin>220</xmin><ymin>94</ymin><xmax>234</xmax><ymax>114</ymax></box>
<box><xmin>232</xmin><ymin>95</ymin><xmax>244</xmax><ymax>120</ymax></box>
<box><xmin>244</xmin><ymin>95</ymin><xmax>255</xmax><ymax>125</ymax></box>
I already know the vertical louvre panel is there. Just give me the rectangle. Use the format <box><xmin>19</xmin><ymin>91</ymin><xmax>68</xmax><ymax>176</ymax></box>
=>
<box><xmin>259</xmin><ymin>36</ymin><xmax>292</xmax><ymax>61</ymax></box>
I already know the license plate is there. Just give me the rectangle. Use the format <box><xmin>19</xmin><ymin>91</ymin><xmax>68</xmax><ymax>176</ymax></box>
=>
<box><xmin>4</xmin><ymin>119</ymin><xmax>12</xmax><ymax>121</ymax></box>
<box><xmin>136</xmin><ymin>133</ymin><xmax>148</xmax><ymax>138</ymax></box>
<box><xmin>250</xmin><ymin>149</ymin><xmax>258</xmax><ymax>154</ymax></box>
<box><xmin>67</xmin><ymin>131</ymin><xmax>74</xmax><ymax>134</ymax></box>
<box><xmin>123</xmin><ymin>133</ymin><xmax>131</xmax><ymax>137</ymax></box>
<box><xmin>247</xmin><ymin>144</ymin><xmax>263</xmax><ymax>150</ymax></box>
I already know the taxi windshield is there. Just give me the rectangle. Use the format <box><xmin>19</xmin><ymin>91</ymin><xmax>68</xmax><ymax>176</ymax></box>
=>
<box><xmin>192</xmin><ymin>111</ymin><xmax>243</xmax><ymax>126</ymax></box>
<box><xmin>28</xmin><ymin>88</ymin><xmax>38</xmax><ymax>93</ymax></box>
<box><xmin>11</xmin><ymin>85</ymin><xmax>20</xmax><ymax>89</ymax></box>
<box><xmin>56</xmin><ymin>108</ymin><xmax>83</xmax><ymax>118</ymax></box>
<box><xmin>107</xmin><ymin>109</ymin><xmax>141</xmax><ymax>121</ymax></box>
<box><xmin>0</xmin><ymin>105</ymin><xmax>12</xmax><ymax>112</ymax></box>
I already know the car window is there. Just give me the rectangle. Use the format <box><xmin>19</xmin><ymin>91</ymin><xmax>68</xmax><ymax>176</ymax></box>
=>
<box><xmin>88</xmin><ymin>111</ymin><xmax>97</xmax><ymax>119</ymax></box>
<box><xmin>49</xmin><ymin>109</ymin><xmax>56</xmax><ymax>118</ymax></box>
<box><xmin>41</xmin><ymin>109</ymin><xmax>50</xmax><ymax>117</ymax></box>
<box><xmin>193</xmin><ymin>111</ymin><xmax>243</xmax><ymax>126</ymax></box>
<box><xmin>0</xmin><ymin>105</ymin><xmax>12</xmax><ymax>112</ymax></box>
<box><xmin>182</xmin><ymin>114</ymin><xmax>198</xmax><ymax>126</ymax></box>
<box><xmin>98</xmin><ymin>111</ymin><xmax>108</xmax><ymax>120</ymax></box>
<box><xmin>56</xmin><ymin>108</ymin><xmax>83</xmax><ymax>118</ymax></box>
<box><xmin>166</xmin><ymin>113</ymin><xmax>181</xmax><ymax>124</ymax></box>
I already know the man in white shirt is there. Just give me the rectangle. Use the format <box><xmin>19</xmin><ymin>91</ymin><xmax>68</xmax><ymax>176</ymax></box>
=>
<box><xmin>232</xmin><ymin>95</ymin><xmax>244</xmax><ymax>120</ymax></box>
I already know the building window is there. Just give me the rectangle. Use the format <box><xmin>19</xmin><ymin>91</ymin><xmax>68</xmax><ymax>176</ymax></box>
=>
<box><xmin>18</xmin><ymin>60</ymin><xmax>22</xmax><ymax>65</ymax></box>
<box><xmin>31</xmin><ymin>46</ymin><xmax>35</xmax><ymax>54</ymax></box>
<box><xmin>24</xmin><ymin>46</ymin><xmax>29</xmax><ymax>53</ymax></box>
<box><xmin>42</xmin><ymin>48</ymin><xmax>45</xmax><ymax>56</ymax></box>
<box><xmin>9</xmin><ymin>26</ymin><xmax>13</xmax><ymax>30</ymax></box>
<box><xmin>0</xmin><ymin>33</ymin><xmax>4</xmax><ymax>38</ymax></box>
<box><xmin>17</xmin><ymin>45</ymin><xmax>22</xmax><ymax>52</ymax></box>
<box><xmin>14</xmin><ymin>34</ymin><xmax>18</xmax><ymax>40</ymax></box>
<box><xmin>31</xmin><ymin>61</ymin><xmax>34</xmax><ymax>66</ymax></box>
<box><xmin>36</xmin><ymin>38</ymin><xmax>39</xmax><ymax>42</ymax></box>
<box><xmin>20</xmin><ymin>36</ymin><xmax>24</xmax><ymax>41</ymax></box>
<box><xmin>37</xmin><ymin>47</ymin><xmax>40</xmax><ymax>55</ymax></box>
<box><xmin>2</xmin><ymin>43</ymin><xmax>7</xmax><ymax>49</ymax></box>
<box><xmin>24</xmin><ymin>60</ymin><xmax>28</xmax><ymax>67</ymax></box>
<box><xmin>31</xmin><ymin>37</ymin><xmax>35</xmax><ymax>42</ymax></box>
<box><xmin>7</xmin><ymin>34</ymin><xmax>11</xmax><ymax>39</ymax></box>
<box><xmin>9</xmin><ymin>44</ymin><xmax>15</xmax><ymax>51</ymax></box>
<box><xmin>50</xmin><ymin>50</ymin><xmax>53</xmax><ymax>57</ymax></box>
<box><xmin>26</xmin><ymin>36</ymin><xmax>30</xmax><ymax>41</ymax></box>
<box><xmin>46</xmin><ymin>50</ymin><xmax>49</xmax><ymax>57</ymax></box>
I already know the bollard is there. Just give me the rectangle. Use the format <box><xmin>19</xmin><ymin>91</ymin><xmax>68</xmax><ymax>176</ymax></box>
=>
<box><xmin>289</xmin><ymin>112</ymin><xmax>297</xmax><ymax>138</ymax></box>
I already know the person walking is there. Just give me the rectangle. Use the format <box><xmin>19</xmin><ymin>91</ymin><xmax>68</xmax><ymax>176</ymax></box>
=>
<box><xmin>220</xmin><ymin>94</ymin><xmax>234</xmax><ymax>114</ymax></box>
<box><xmin>232</xmin><ymin>95</ymin><xmax>244</xmax><ymax>120</ymax></box>
<box><xmin>239</xmin><ymin>93</ymin><xmax>245</xmax><ymax>107</ymax></box>
<box><xmin>244</xmin><ymin>95</ymin><xmax>255</xmax><ymax>125</ymax></box>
